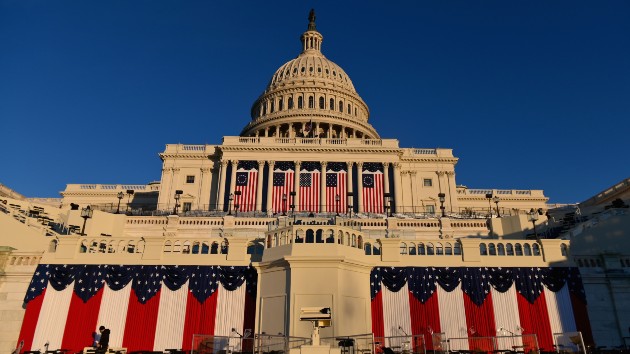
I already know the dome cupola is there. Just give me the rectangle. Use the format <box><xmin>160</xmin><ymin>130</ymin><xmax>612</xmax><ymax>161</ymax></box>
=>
<box><xmin>241</xmin><ymin>10</ymin><xmax>379</xmax><ymax>140</ymax></box>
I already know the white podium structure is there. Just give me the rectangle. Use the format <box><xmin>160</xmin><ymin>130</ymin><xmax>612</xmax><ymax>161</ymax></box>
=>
<box><xmin>289</xmin><ymin>307</ymin><xmax>341</xmax><ymax>354</ymax></box>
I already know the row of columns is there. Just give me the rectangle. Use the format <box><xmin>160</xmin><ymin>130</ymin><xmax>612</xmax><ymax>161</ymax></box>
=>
<box><xmin>216</xmin><ymin>160</ymin><xmax>402</xmax><ymax>213</ymax></box>
<box><xmin>254</xmin><ymin>121</ymin><xmax>367</xmax><ymax>139</ymax></box>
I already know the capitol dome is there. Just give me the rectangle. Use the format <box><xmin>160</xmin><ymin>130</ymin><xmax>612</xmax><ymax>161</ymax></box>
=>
<box><xmin>241</xmin><ymin>10</ymin><xmax>379</xmax><ymax>139</ymax></box>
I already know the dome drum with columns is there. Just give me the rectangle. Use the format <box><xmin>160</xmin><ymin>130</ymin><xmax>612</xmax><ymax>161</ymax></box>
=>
<box><xmin>241</xmin><ymin>10</ymin><xmax>377</xmax><ymax>139</ymax></box>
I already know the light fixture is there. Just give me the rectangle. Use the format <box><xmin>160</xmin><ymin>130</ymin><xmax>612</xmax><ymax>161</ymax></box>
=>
<box><xmin>116</xmin><ymin>191</ymin><xmax>124</xmax><ymax>214</ymax></box>
<box><xmin>438</xmin><ymin>193</ymin><xmax>446</xmax><ymax>217</ymax></box>
<box><xmin>80</xmin><ymin>206</ymin><xmax>93</xmax><ymax>236</ymax></box>
<box><xmin>493</xmin><ymin>196</ymin><xmax>501</xmax><ymax>218</ymax></box>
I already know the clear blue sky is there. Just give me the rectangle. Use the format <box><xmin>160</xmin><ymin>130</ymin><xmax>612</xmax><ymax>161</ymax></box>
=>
<box><xmin>1</xmin><ymin>1</ymin><xmax>629</xmax><ymax>204</ymax></box>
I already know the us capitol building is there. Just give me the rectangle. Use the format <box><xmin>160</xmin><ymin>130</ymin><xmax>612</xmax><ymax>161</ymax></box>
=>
<box><xmin>1</xmin><ymin>10</ymin><xmax>629</xmax><ymax>354</ymax></box>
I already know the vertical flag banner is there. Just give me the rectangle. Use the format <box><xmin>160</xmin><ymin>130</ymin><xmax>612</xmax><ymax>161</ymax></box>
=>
<box><xmin>370</xmin><ymin>267</ymin><xmax>593</xmax><ymax>353</ymax></box>
<box><xmin>326</xmin><ymin>162</ymin><xmax>347</xmax><ymax>213</ymax></box>
<box><xmin>362</xmin><ymin>163</ymin><xmax>384</xmax><ymax>214</ymax></box>
<box><xmin>235</xmin><ymin>161</ymin><xmax>258</xmax><ymax>212</ymax></box>
<box><xmin>272</xmin><ymin>162</ymin><xmax>294</xmax><ymax>213</ymax></box>
<box><xmin>18</xmin><ymin>265</ymin><xmax>257</xmax><ymax>354</ymax></box>
<box><xmin>300</xmin><ymin>162</ymin><xmax>321</xmax><ymax>213</ymax></box>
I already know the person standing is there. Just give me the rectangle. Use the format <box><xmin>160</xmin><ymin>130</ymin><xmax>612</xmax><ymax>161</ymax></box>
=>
<box><xmin>97</xmin><ymin>326</ymin><xmax>110</xmax><ymax>353</ymax></box>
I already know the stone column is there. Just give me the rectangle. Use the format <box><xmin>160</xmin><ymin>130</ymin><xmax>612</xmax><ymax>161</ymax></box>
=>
<box><xmin>256</xmin><ymin>161</ymin><xmax>265</xmax><ymax>212</ymax></box>
<box><xmin>160</xmin><ymin>167</ymin><xmax>173</xmax><ymax>209</ymax></box>
<box><xmin>266</xmin><ymin>161</ymin><xmax>275</xmax><ymax>212</ymax></box>
<box><xmin>320</xmin><ymin>162</ymin><xmax>327</xmax><ymax>213</ymax></box>
<box><xmin>357</xmin><ymin>162</ymin><xmax>364</xmax><ymax>213</ymax></box>
<box><xmin>294</xmin><ymin>161</ymin><xmax>301</xmax><ymax>211</ymax></box>
<box><xmin>346</xmin><ymin>162</ymin><xmax>354</xmax><ymax>210</ymax></box>
<box><xmin>229</xmin><ymin>160</ymin><xmax>238</xmax><ymax>197</ymax></box>
<box><xmin>383</xmin><ymin>163</ymin><xmax>390</xmax><ymax>195</ymax></box>
<box><xmin>393</xmin><ymin>163</ymin><xmax>402</xmax><ymax>213</ymax></box>
<box><xmin>446</xmin><ymin>171</ymin><xmax>455</xmax><ymax>212</ymax></box>
<box><xmin>199</xmin><ymin>167</ymin><xmax>212</xmax><ymax>210</ymax></box>
<box><xmin>217</xmin><ymin>161</ymin><xmax>228</xmax><ymax>211</ymax></box>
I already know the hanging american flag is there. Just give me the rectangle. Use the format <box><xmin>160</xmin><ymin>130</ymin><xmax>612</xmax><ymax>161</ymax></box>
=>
<box><xmin>326</xmin><ymin>162</ymin><xmax>347</xmax><ymax>213</ymax></box>
<box><xmin>18</xmin><ymin>264</ymin><xmax>257</xmax><ymax>354</ymax></box>
<box><xmin>272</xmin><ymin>162</ymin><xmax>294</xmax><ymax>213</ymax></box>
<box><xmin>300</xmin><ymin>162</ymin><xmax>320</xmax><ymax>213</ymax></box>
<box><xmin>370</xmin><ymin>266</ymin><xmax>592</xmax><ymax>353</ymax></box>
<box><xmin>362</xmin><ymin>163</ymin><xmax>384</xmax><ymax>214</ymax></box>
<box><xmin>235</xmin><ymin>161</ymin><xmax>258</xmax><ymax>212</ymax></box>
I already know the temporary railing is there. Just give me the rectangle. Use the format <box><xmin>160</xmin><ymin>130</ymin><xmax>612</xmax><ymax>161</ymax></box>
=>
<box><xmin>372</xmin><ymin>334</ymin><xmax>427</xmax><ymax>354</ymax></box>
<box><xmin>191</xmin><ymin>334</ymin><xmax>310</xmax><ymax>354</ymax></box>
<box><xmin>443</xmin><ymin>334</ymin><xmax>539</xmax><ymax>353</ymax></box>
<box><xmin>553</xmin><ymin>332</ymin><xmax>585</xmax><ymax>354</ymax></box>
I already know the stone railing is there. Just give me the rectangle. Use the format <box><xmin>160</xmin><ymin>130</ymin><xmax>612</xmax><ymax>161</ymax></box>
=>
<box><xmin>456</xmin><ymin>188</ymin><xmax>545</xmax><ymax>197</ymax></box>
<box><xmin>65</xmin><ymin>183</ymin><xmax>160</xmax><ymax>192</ymax></box>
<box><xmin>220</xmin><ymin>137</ymin><xmax>399</xmax><ymax>148</ymax></box>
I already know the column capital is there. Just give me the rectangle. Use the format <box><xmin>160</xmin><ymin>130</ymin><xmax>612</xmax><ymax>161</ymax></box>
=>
<box><xmin>436</xmin><ymin>171</ymin><xmax>445</xmax><ymax>176</ymax></box>
<box><xmin>172</xmin><ymin>168</ymin><xmax>181</xmax><ymax>173</ymax></box>
<box><xmin>356</xmin><ymin>162</ymin><xmax>364</xmax><ymax>168</ymax></box>
<box><xmin>321</xmin><ymin>161</ymin><xmax>328</xmax><ymax>168</ymax></box>
<box><xmin>162</xmin><ymin>167</ymin><xmax>172</xmax><ymax>173</ymax></box>
<box><xmin>393</xmin><ymin>162</ymin><xmax>402</xmax><ymax>169</ymax></box>
<box><xmin>294</xmin><ymin>161</ymin><xmax>302</xmax><ymax>167</ymax></box>
<box><xmin>409</xmin><ymin>171</ymin><xmax>417</xmax><ymax>176</ymax></box>
<box><xmin>231</xmin><ymin>160</ymin><xmax>239</xmax><ymax>167</ymax></box>
<box><xmin>383</xmin><ymin>162</ymin><xmax>390</xmax><ymax>168</ymax></box>
<box><xmin>220</xmin><ymin>160</ymin><xmax>229</xmax><ymax>167</ymax></box>
<box><xmin>268</xmin><ymin>160</ymin><xmax>275</xmax><ymax>166</ymax></box>
<box><xmin>445</xmin><ymin>171</ymin><xmax>455</xmax><ymax>176</ymax></box>
<box><xmin>200</xmin><ymin>167</ymin><xmax>212</xmax><ymax>173</ymax></box>
<box><xmin>346</xmin><ymin>161</ymin><xmax>353</xmax><ymax>169</ymax></box>
<box><xmin>257</xmin><ymin>160</ymin><xmax>266</xmax><ymax>167</ymax></box>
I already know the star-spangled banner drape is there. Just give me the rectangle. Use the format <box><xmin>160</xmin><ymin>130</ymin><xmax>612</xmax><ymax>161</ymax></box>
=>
<box><xmin>370</xmin><ymin>266</ymin><xmax>592</xmax><ymax>353</ymax></box>
<box><xmin>235</xmin><ymin>161</ymin><xmax>258</xmax><ymax>212</ymax></box>
<box><xmin>19</xmin><ymin>264</ymin><xmax>258</xmax><ymax>353</ymax></box>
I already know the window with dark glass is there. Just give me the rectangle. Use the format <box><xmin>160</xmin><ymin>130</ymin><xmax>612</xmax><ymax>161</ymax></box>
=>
<box><xmin>186</xmin><ymin>175</ymin><xmax>195</xmax><ymax>183</ymax></box>
<box><xmin>298</xmin><ymin>96</ymin><xmax>303</xmax><ymax>109</ymax></box>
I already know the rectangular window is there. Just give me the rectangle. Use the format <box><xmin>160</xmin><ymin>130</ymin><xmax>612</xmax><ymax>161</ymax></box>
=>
<box><xmin>423</xmin><ymin>178</ymin><xmax>433</xmax><ymax>187</ymax></box>
<box><xmin>186</xmin><ymin>175</ymin><xmax>195</xmax><ymax>183</ymax></box>
<box><xmin>183</xmin><ymin>202</ymin><xmax>192</xmax><ymax>212</ymax></box>
<box><xmin>426</xmin><ymin>205</ymin><xmax>435</xmax><ymax>214</ymax></box>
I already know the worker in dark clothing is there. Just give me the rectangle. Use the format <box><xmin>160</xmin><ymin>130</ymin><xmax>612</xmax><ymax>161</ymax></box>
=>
<box><xmin>98</xmin><ymin>326</ymin><xmax>110</xmax><ymax>353</ymax></box>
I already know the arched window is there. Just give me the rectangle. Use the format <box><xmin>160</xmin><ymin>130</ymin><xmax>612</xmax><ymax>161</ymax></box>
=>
<box><xmin>524</xmin><ymin>244</ymin><xmax>532</xmax><ymax>256</ymax></box>
<box><xmin>202</xmin><ymin>242</ymin><xmax>210</xmax><ymax>254</ymax></box>
<box><xmin>288</xmin><ymin>97</ymin><xmax>294</xmax><ymax>109</ymax></box>
<box><xmin>365</xmin><ymin>243</ymin><xmax>372</xmax><ymax>255</ymax></box>
<box><xmin>488</xmin><ymin>243</ymin><xmax>497</xmax><ymax>255</ymax></box>
<box><xmin>480</xmin><ymin>244</ymin><xmax>487</xmax><ymax>255</ymax></box>
<box><xmin>279</xmin><ymin>97</ymin><xmax>284</xmax><ymax>111</ymax></box>
<box><xmin>211</xmin><ymin>242</ymin><xmax>219</xmax><ymax>254</ymax></box>
<box><xmin>183</xmin><ymin>241</ymin><xmax>191</xmax><ymax>254</ymax></box>
<box><xmin>330</xmin><ymin>98</ymin><xmax>335</xmax><ymax>110</ymax></box>
<box><xmin>298</xmin><ymin>96</ymin><xmax>303</xmax><ymax>109</ymax></box>
<box><xmin>409</xmin><ymin>243</ymin><xmax>416</xmax><ymax>255</ymax></box>
<box><xmin>308</xmin><ymin>96</ymin><xmax>314</xmax><ymax>109</ymax></box>
<box><xmin>192</xmin><ymin>241</ymin><xmax>200</xmax><ymax>254</ymax></box>
<box><xmin>352</xmin><ymin>235</ymin><xmax>357</xmax><ymax>247</ymax></box>
<box><xmin>339</xmin><ymin>101</ymin><xmax>343</xmax><ymax>112</ymax></box>
<box><xmin>400</xmin><ymin>242</ymin><xmax>408</xmax><ymax>255</ymax></box>
<box><xmin>418</xmin><ymin>243</ymin><xmax>426</xmax><ymax>255</ymax></box>
<box><xmin>506</xmin><ymin>243</ymin><xmax>514</xmax><ymax>256</ymax></box>
<box><xmin>306</xmin><ymin>229</ymin><xmax>315</xmax><ymax>243</ymax></box>
<box><xmin>427</xmin><ymin>242</ymin><xmax>435</xmax><ymax>255</ymax></box>
<box><xmin>164</xmin><ymin>240</ymin><xmax>172</xmax><ymax>253</ymax></box>
<box><xmin>49</xmin><ymin>240</ymin><xmax>58</xmax><ymax>253</ymax></box>
<box><xmin>373</xmin><ymin>243</ymin><xmax>381</xmax><ymax>255</ymax></box>
<box><xmin>270</xmin><ymin>101</ymin><xmax>275</xmax><ymax>113</ymax></box>
<box><xmin>515</xmin><ymin>243</ymin><xmax>523</xmax><ymax>256</ymax></box>
<box><xmin>316</xmin><ymin>229</ymin><xmax>324</xmax><ymax>243</ymax></box>
<box><xmin>454</xmin><ymin>242</ymin><xmax>462</xmax><ymax>255</ymax></box>
<box><xmin>436</xmin><ymin>242</ymin><xmax>444</xmax><ymax>255</ymax></box>
<box><xmin>498</xmin><ymin>244</ymin><xmax>505</xmax><ymax>256</ymax></box>
<box><xmin>358</xmin><ymin>235</ymin><xmax>363</xmax><ymax>249</ymax></box>
<box><xmin>326</xmin><ymin>230</ymin><xmax>335</xmax><ymax>243</ymax></box>
<box><xmin>319</xmin><ymin>97</ymin><xmax>325</xmax><ymax>109</ymax></box>
<box><xmin>577</xmin><ymin>259</ymin><xmax>584</xmax><ymax>267</ymax></box>
<box><xmin>262</xmin><ymin>103</ymin><xmax>267</xmax><ymax>115</ymax></box>
<box><xmin>532</xmin><ymin>243</ymin><xmax>541</xmax><ymax>256</ymax></box>
<box><xmin>445</xmin><ymin>242</ymin><xmax>453</xmax><ymax>255</ymax></box>
<box><xmin>347</xmin><ymin>104</ymin><xmax>351</xmax><ymax>114</ymax></box>
<box><xmin>221</xmin><ymin>240</ymin><xmax>229</xmax><ymax>254</ymax></box>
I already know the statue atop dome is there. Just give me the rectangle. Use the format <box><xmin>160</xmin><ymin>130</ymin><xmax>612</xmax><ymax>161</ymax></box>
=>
<box><xmin>308</xmin><ymin>9</ymin><xmax>317</xmax><ymax>31</ymax></box>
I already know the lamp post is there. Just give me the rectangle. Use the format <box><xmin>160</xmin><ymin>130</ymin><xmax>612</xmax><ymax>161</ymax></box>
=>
<box><xmin>234</xmin><ymin>190</ymin><xmax>242</xmax><ymax>215</ymax></box>
<box><xmin>282</xmin><ymin>194</ymin><xmax>287</xmax><ymax>216</ymax></box>
<box><xmin>126</xmin><ymin>189</ymin><xmax>135</xmax><ymax>214</ymax></box>
<box><xmin>485</xmin><ymin>193</ymin><xmax>493</xmax><ymax>217</ymax></box>
<box><xmin>383</xmin><ymin>192</ymin><xmax>392</xmax><ymax>217</ymax></box>
<box><xmin>290</xmin><ymin>191</ymin><xmax>296</xmax><ymax>219</ymax></box>
<box><xmin>228</xmin><ymin>193</ymin><xmax>234</xmax><ymax>215</ymax></box>
<box><xmin>347</xmin><ymin>192</ymin><xmax>354</xmax><ymax>218</ymax></box>
<box><xmin>80</xmin><ymin>205</ymin><xmax>93</xmax><ymax>236</ymax></box>
<box><xmin>335</xmin><ymin>194</ymin><xmax>340</xmax><ymax>216</ymax></box>
<box><xmin>528</xmin><ymin>208</ymin><xmax>539</xmax><ymax>240</ymax></box>
<box><xmin>116</xmin><ymin>191</ymin><xmax>124</xmax><ymax>214</ymax></box>
<box><xmin>438</xmin><ymin>193</ymin><xmax>446</xmax><ymax>218</ymax></box>
<box><xmin>235</xmin><ymin>203</ymin><xmax>240</xmax><ymax>217</ymax></box>
<box><xmin>493</xmin><ymin>196</ymin><xmax>501</xmax><ymax>218</ymax></box>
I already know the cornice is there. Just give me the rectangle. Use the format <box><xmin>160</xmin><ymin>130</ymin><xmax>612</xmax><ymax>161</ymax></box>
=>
<box><xmin>219</xmin><ymin>146</ymin><xmax>401</xmax><ymax>154</ymax></box>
